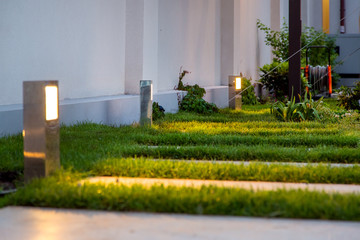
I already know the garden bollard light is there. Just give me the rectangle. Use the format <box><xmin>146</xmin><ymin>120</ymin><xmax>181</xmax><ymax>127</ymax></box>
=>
<box><xmin>228</xmin><ymin>76</ymin><xmax>242</xmax><ymax>109</ymax></box>
<box><xmin>140</xmin><ymin>80</ymin><xmax>153</xmax><ymax>126</ymax></box>
<box><xmin>23</xmin><ymin>81</ymin><xmax>60</xmax><ymax>182</ymax></box>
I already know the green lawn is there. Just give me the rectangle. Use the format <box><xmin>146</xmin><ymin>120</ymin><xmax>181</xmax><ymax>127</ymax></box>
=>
<box><xmin>2</xmin><ymin>171</ymin><xmax>359</xmax><ymax>221</ymax></box>
<box><xmin>0</xmin><ymin>102</ymin><xmax>359</xmax><ymax>220</ymax></box>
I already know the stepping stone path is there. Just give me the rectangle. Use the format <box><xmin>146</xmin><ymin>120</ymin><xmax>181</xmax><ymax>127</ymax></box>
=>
<box><xmin>81</xmin><ymin>176</ymin><xmax>360</xmax><ymax>194</ymax></box>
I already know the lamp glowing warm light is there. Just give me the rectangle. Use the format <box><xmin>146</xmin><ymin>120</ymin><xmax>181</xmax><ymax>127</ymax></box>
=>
<box><xmin>235</xmin><ymin>77</ymin><xmax>242</xmax><ymax>90</ymax></box>
<box><xmin>45</xmin><ymin>86</ymin><xmax>58</xmax><ymax>121</ymax></box>
<box><xmin>23</xmin><ymin>80</ymin><xmax>60</xmax><ymax>182</ymax></box>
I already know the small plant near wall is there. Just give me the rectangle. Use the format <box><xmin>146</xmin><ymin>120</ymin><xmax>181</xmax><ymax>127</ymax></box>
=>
<box><xmin>240</xmin><ymin>74</ymin><xmax>259</xmax><ymax>105</ymax></box>
<box><xmin>270</xmin><ymin>92</ymin><xmax>322</xmax><ymax>122</ymax></box>
<box><xmin>177</xmin><ymin>67</ymin><xmax>191</xmax><ymax>91</ymax></box>
<box><xmin>175</xmin><ymin>67</ymin><xmax>218</xmax><ymax>114</ymax></box>
<box><xmin>337</xmin><ymin>81</ymin><xmax>360</xmax><ymax>110</ymax></box>
<box><xmin>152</xmin><ymin>102</ymin><xmax>165</xmax><ymax>121</ymax></box>
<box><xmin>179</xmin><ymin>85</ymin><xmax>219</xmax><ymax>114</ymax></box>
<box><xmin>259</xmin><ymin>61</ymin><xmax>308</xmax><ymax>102</ymax></box>
<box><xmin>259</xmin><ymin>61</ymin><xmax>289</xmax><ymax>102</ymax></box>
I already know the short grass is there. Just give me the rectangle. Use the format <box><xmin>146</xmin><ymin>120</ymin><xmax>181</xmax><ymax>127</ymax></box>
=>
<box><xmin>0</xmin><ymin>101</ymin><xmax>359</xmax><ymax>220</ymax></box>
<box><xmin>92</xmin><ymin>158</ymin><xmax>360</xmax><ymax>184</ymax></box>
<box><xmin>2</xmin><ymin>105</ymin><xmax>359</xmax><ymax>171</ymax></box>
<box><xmin>2</xmin><ymin>171</ymin><xmax>359</xmax><ymax>221</ymax></box>
<box><xmin>1</xmin><ymin>122</ymin><xmax>358</xmax><ymax>172</ymax></box>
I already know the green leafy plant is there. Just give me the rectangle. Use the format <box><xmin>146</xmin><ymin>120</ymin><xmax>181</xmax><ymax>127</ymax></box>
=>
<box><xmin>152</xmin><ymin>102</ymin><xmax>165</xmax><ymax>121</ymax></box>
<box><xmin>296</xmin><ymin>92</ymin><xmax>322</xmax><ymax>121</ymax></box>
<box><xmin>259</xmin><ymin>61</ymin><xmax>290</xmax><ymax>102</ymax></box>
<box><xmin>270</xmin><ymin>95</ymin><xmax>300</xmax><ymax>122</ymax></box>
<box><xmin>175</xmin><ymin>68</ymin><xmax>218</xmax><ymax>114</ymax></box>
<box><xmin>257</xmin><ymin>19</ymin><xmax>339</xmax><ymax>100</ymax></box>
<box><xmin>257</xmin><ymin>20</ymin><xmax>289</xmax><ymax>62</ymax></box>
<box><xmin>270</xmin><ymin>92</ymin><xmax>323</xmax><ymax>122</ymax></box>
<box><xmin>181</xmin><ymin>84</ymin><xmax>206</xmax><ymax>98</ymax></box>
<box><xmin>240</xmin><ymin>75</ymin><xmax>259</xmax><ymax>105</ymax></box>
<box><xmin>179</xmin><ymin>89</ymin><xmax>219</xmax><ymax>114</ymax></box>
<box><xmin>257</xmin><ymin>19</ymin><xmax>338</xmax><ymax>65</ymax></box>
<box><xmin>337</xmin><ymin>81</ymin><xmax>360</xmax><ymax>110</ymax></box>
<box><xmin>176</xmin><ymin>67</ymin><xmax>191</xmax><ymax>90</ymax></box>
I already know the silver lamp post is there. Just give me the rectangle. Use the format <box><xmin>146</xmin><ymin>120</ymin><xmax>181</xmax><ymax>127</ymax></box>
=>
<box><xmin>23</xmin><ymin>80</ymin><xmax>60</xmax><ymax>182</ymax></box>
<box><xmin>228</xmin><ymin>76</ymin><xmax>242</xmax><ymax>110</ymax></box>
<box><xmin>140</xmin><ymin>80</ymin><xmax>153</xmax><ymax>126</ymax></box>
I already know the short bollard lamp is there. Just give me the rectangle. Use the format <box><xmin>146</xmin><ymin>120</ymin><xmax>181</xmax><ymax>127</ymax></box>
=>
<box><xmin>228</xmin><ymin>76</ymin><xmax>242</xmax><ymax>110</ymax></box>
<box><xmin>140</xmin><ymin>80</ymin><xmax>153</xmax><ymax>126</ymax></box>
<box><xmin>235</xmin><ymin>77</ymin><xmax>242</xmax><ymax>91</ymax></box>
<box><xmin>23</xmin><ymin>81</ymin><xmax>60</xmax><ymax>182</ymax></box>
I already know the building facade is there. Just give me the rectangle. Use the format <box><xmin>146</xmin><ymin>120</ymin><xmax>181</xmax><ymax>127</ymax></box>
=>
<box><xmin>1</xmin><ymin>0</ymin><xmax>359</xmax><ymax>135</ymax></box>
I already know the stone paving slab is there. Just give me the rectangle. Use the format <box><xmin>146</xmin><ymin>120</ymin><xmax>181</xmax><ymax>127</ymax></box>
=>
<box><xmin>146</xmin><ymin>159</ymin><xmax>360</xmax><ymax>168</ymax></box>
<box><xmin>0</xmin><ymin>207</ymin><xmax>359</xmax><ymax>240</ymax></box>
<box><xmin>188</xmin><ymin>160</ymin><xmax>360</xmax><ymax>168</ymax></box>
<box><xmin>80</xmin><ymin>177</ymin><xmax>360</xmax><ymax>194</ymax></box>
<box><xmin>141</xmin><ymin>158</ymin><xmax>360</xmax><ymax>168</ymax></box>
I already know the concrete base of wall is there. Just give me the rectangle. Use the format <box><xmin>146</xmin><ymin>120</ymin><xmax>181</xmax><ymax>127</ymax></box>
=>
<box><xmin>204</xmin><ymin>86</ymin><xmax>229</xmax><ymax>109</ymax></box>
<box><xmin>0</xmin><ymin>86</ymin><xmax>228</xmax><ymax>136</ymax></box>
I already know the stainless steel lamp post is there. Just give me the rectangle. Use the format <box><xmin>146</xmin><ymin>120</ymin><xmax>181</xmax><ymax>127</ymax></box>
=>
<box><xmin>228</xmin><ymin>76</ymin><xmax>242</xmax><ymax>110</ymax></box>
<box><xmin>140</xmin><ymin>80</ymin><xmax>153</xmax><ymax>126</ymax></box>
<box><xmin>23</xmin><ymin>80</ymin><xmax>60</xmax><ymax>182</ymax></box>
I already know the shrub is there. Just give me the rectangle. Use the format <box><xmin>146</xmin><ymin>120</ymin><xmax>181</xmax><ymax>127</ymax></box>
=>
<box><xmin>152</xmin><ymin>102</ymin><xmax>165</xmax><ymax>121</ymax></box>
<box><xmin>296</xmin><ymin>92</ymin><xmax>322</xmax><ymax>121</ymax></box>
<box><xmin>180</xmin><ymin>85</ymin><xmax>219</xmax><ymax>114</ymax></box>
<box><xmin>337</xmin><ymin>81</ymin><xmax>360</xmax><ymax>110</ymax></box>
<box><xmin>257</xmin><ymin>19</ymin><xmax>338</xmax><ymax>100</ymax></box>
<box><xmin>270</xmin><ymin>96</ymin><xmax>300</xmax><ymax>122</ymax></box>
<box><xmin>241</xmin><ymin>76</ymin><xmax>259</xmax><ymax>105</ymax></box>
<box><xmin>257</xmin><ymin>19</ymin><xmax>338</xmax><ymax>65</ymax></box>
<box><xmin>259</xmin><ymin>62</ymin><xmax>308</xmax><ymax>102</ymax></box>
<box><xmin>270</xmin><ymin>92</ymin><xmax>322</xmax><ymax>122</ymax></box>
<box><xmin>259</xmin><ymin>61</ymin><xmax>289</xmax><ymax>102</ymax></box>
<box><xmin>176</xmin><ymin>68</ymin><xmax>219</xmax><ymax>114</ymax></box>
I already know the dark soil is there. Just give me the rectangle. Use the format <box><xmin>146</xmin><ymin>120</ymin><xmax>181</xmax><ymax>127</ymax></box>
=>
<box><xmin>0</xmin><ymin>171</ymin><xmax>22</xmax><ymax>191</ymax></box>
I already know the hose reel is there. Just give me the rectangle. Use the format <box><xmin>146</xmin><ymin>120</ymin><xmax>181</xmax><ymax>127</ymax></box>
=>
<box><xmin>305</xmin><ymin>46</ymin><xmax>332</xmax><ymax>97</ymax></box>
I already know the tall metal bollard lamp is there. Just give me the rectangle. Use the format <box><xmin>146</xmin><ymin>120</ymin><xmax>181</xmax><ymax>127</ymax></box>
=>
<box><xmin>228</xmin><ymin>76</ymin><xmax>242</xmax><ymax>110</ymax></box>
<box><xmin>23</xmin><ymin>81</ymin><xmax>60</xmax><ymax>182</ymax></box>
<box><xmin>140</xmin><ymin>80</ymin><xmax>153</xmax><ymax>126</ymax></box>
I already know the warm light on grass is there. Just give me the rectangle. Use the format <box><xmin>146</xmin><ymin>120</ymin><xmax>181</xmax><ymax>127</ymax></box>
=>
<box><xmin>153</xmin><ymin>121</ymin><xmax>340</xmax><ymax>135</ymax></box>
<box><xmin>5</xmin><ymin>172</ymin><xmax>360</xmax><ymax>221</ymax></box>
<box><xmin>45</xmin><ymin>86</ymin><xmax>58</xmax><ymax>121</ymax></box>
<box><xmin>91</xmin><ymin>158</ymin><xmax>360</xmax><ymax>184</ymax></box>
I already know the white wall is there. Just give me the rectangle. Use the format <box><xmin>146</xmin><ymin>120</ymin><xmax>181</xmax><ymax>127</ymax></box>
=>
<box><xmin>234</xmin><ymin>0</ymin><xmax>272</xmax><ymax>81</ymax></box>
<box><xmin>292</xmin><ymin>0</ymin><xmax>360</xmax><ymax>34</ymax></box>
<box><xmin>329</xmin><ymin>0</ymin><xmax>360</xmax><ymax>34</ymax></box>
<box><xmin>220</xmin><ymin>0</ymin><xmax>235</xmax><ymax>86</ymax></box>
<box><xmin>157</xmin><ymin>0</ymin><xmax>221</xmax><ymax>90</ymax></box>
<box><xmin>329</xmin><ymin>0</ymin><xmax>340</xmax><ymax>34</ymax></box>
<box><xmin>280</xmin><ymin>0</ymin><xmax>289</xmax><ymax>26</ymax></box>
<box><xmin>143</xmin><ymin>0</ymin><xmax>159</xmax><ymax>93</ymax></box>
<box><xmin>306</xmin><ymin>0</ymin><xmax>323</xmax><ymax>31</ymax></box>
<box><xmin>344</xmin><ymin>0</ymin><xmax>360</xmax><ymax>33</ymax></box>
<box><xmin>0</xmin><ymin>0</ymin><xmax>126</xmax><ymax>105</ymax></box>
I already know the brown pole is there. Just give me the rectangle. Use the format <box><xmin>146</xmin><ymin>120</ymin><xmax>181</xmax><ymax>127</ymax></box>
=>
<box><xmin>288</xmin><ymin>0</ymin><xmax>302</xmax><ymax>101</ymax></box>
<box><xmin>340</xmin><ymin>0</ymin><xmax>346</xmax><ymax>34</ymax></box>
